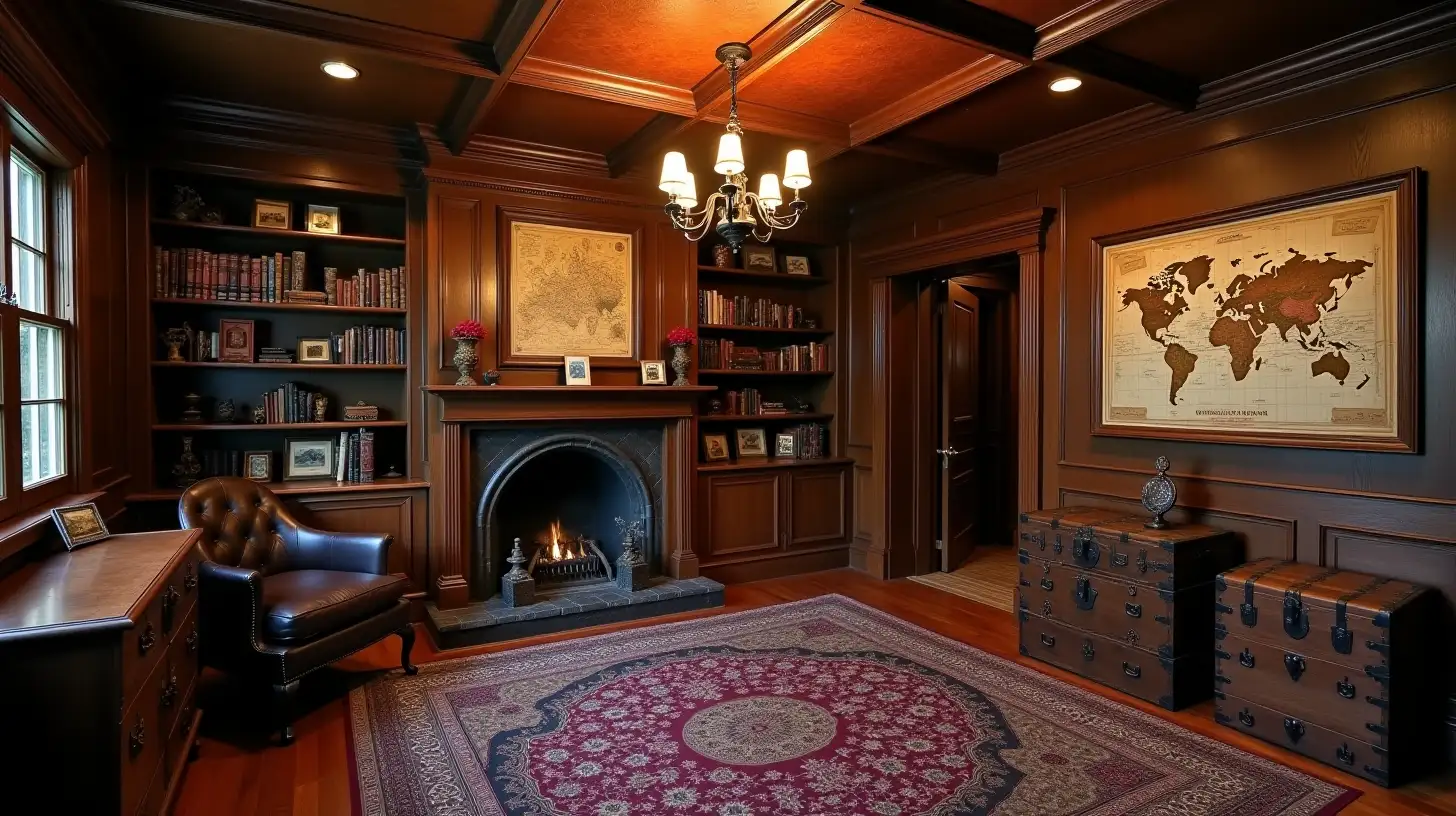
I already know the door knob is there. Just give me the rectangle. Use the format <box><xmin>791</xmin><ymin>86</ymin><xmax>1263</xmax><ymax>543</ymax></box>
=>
<box><xmin>935</xmin><ymin>447</ymin><xmax>963</xmax><ymax>469</ymax></box>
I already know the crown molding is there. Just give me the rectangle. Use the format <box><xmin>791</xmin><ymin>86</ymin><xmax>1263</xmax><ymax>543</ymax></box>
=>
<box><xmin>860</xmin><ymin>206</ymin><xmax>1053</xmax><ymax>275</ymax></box>
<box><xmin>104</xmin><ymin>0</ymin><xmax>499</xmax><ymax>77</ymax></box>
<box><xmin>1034</xmin><ymin>0</ymin><xmax>1175</xmax><ymax>59</ymax></box>
<box><xmin>157</xmin><ymin>96</ymin><xmax>423</xmax><ymax>167</ymax></box>
<box><xmin>849</xmin><ymin>55</ymin><xmax>1021</xmax><ymax>145</ymax></box>
<box><xmin>458</xmin><ymin>135</ymin><xmax>612</xmax><ymax>177</ymax></box>
<box><xmin>0</xmin><ymin>0</ymin><xmax>108</xmax><ymax>158</ymax></box>
<box><xmin>420</xmin><ymin>166</ymin><xmax>660</xmax><ymax>209</ymax></box>
<box><xmin>514</xmin><ymin>57</ymin><xmax>696</xmax><ymax>116</ymax></box>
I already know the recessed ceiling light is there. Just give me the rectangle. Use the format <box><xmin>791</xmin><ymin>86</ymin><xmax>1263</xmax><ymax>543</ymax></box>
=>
<box><xmin>322</xmin><ymin>61</ymin><xmax>359</xmax><ymax>80</ymax></box>
<box><xmin>1049</xmin><ymin>76</ymin><xmax>1082</xmax><ymax>93</ymax></box>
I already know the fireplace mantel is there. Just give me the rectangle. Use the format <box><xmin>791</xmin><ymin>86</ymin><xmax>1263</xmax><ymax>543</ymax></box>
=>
<box><xmin>424</xmin><ymin>384</ymin><xmax>712</xmax><ymax>609</ymax></box>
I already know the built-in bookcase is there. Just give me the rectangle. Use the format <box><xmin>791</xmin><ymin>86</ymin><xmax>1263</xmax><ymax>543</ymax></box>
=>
<box><xmin>135</xmin><ymin>169</ymin><xmax>424</xmax><ymax>499</ymax></box>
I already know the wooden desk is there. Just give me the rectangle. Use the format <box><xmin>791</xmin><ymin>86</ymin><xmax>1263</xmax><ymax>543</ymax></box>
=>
<box><xmin>0</xmin><ymin>529</ymin><xmax>204</xmax><ymax>815</ymax></box>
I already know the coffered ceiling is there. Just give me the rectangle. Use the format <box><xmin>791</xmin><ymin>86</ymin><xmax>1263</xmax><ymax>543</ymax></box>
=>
<box><xmin>83</xmin><ymin>0</ymin><xmax>1439</xmax><ymax>201</ymax></box>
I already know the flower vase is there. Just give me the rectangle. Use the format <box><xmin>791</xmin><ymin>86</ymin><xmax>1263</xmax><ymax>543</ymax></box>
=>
<box><xmin>670</xmin><ymin>343</ymin><xmax>691</xmax><ymax>386</ymax></box>
<box><xmin>452</xmin><ymin>338</ymin><xmax>479</xmax><ymax>386</ymax></box>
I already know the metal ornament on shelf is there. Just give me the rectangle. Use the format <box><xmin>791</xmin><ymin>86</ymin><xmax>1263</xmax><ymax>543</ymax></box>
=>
<box><xmin>214</xmin><ymin>399</ymin><xmax>236</xmax><ymax>423</ymax></box>
<box><xmin>1141</xmin><ymin>456</ymin><xmax>1178</xmax><ymax>529</ymax></box>
<box><xmin>614</xmin><ymin>516</ymin><xmax>649</xmax><ymax>592</ymax></box>
<box><xmin>173</xmin><ymin>436</ymin><xmax>202</xmax><ymax>487</ymax></box>
<box><xmin>658</xmin><ymin>43</ymin><xmax>810</xmax><ymax>252</ymax></box>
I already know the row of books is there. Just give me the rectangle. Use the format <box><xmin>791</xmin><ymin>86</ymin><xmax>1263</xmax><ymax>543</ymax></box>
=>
<box><xmin>699</xmin><ymin>339</ymin><xmax>831</xmax><ymax>372</ymax></box>
<box><xmin>334</xmin><ymin>429</ymin><xmax>376</xmax><ymax>483</ymax></box>
<box><xmin>260</xmin><ymin>382</ymin><xmax>325</xmax><ymax>424</ymax></box>
<box><xmin>154</xmin><ymin>247</ymin><xmax>308</xmax><ymax>301</ymax></box>
<box><xmin>780</xmin><ymin>422</ymin><xmax>829</xmax><ymax>460</ymax></box>
<box><xmin>714</xmin><ymin>389</ymin><xmax>791</xmax><ymax>416</ymax></box>
<box><xmin>337</xmin><ymin>326</ymin><xmax>406</xmax><ymax>365</ymax></box>
<box><xmin>324</xmin><ymin>267</ymin><xmax>406</xmax><ymax>309</ymax></box>
<box><xmin>191</xmin><ymin>449</ymin><xmax>247</xmax><ymax>479</ymax></box>
<box><xmin>699</xmin><ymin>290</ymin><xmax>811</xmax><ymax>328</ymax></box>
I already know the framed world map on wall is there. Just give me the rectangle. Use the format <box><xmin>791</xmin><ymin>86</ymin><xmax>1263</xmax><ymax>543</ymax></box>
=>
<box><xmin>1093</xmin><ymin>169</ymin><xmax>1419</xmax><ymax>453</ymax></box>
<box><xmin>502</xmin><ymin>215</ymin><xmax>638</xmax><ymax>366</ymax></box>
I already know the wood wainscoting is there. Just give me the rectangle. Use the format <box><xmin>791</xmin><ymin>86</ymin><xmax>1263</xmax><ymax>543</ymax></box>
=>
<box><xmin>697</xmin><ymin>460</ymin><xmax>853</xmax><ymax>583</ymax></box>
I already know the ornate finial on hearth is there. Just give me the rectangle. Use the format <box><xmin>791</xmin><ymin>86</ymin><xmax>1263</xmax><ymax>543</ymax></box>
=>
<box><xmin>614</xmin><ymin>517</ymin><xmax>649</xmax><ymax>592</ymax></box>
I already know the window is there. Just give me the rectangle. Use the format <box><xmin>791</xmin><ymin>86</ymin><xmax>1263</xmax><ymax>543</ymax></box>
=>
<box><xmin>0</xmin><ymin>133</ymin><xmax>72</xmax><ymax>516</ymax></box>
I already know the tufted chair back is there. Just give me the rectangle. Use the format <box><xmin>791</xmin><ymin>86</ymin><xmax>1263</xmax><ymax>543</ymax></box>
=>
<box><xmin>179</xmin><ymin>477</ymin><xmax>307</xmax><ymax>576</ymax></box>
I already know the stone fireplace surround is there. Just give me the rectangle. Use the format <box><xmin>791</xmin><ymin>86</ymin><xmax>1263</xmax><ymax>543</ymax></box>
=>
<box><xmin>423</xmin><ymin>386</ymin><xmax>723</xmax><ymax>647</ymax></box>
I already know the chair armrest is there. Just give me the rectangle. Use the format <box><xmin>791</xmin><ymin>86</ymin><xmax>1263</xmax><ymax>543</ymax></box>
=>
<box><xmin>197</xmin><ymin>562</ymin><xmax>264</xmax><ymax>670</ymax></box>
<box><xmin>293</xmin><ymin>526</ymin><xmax>393</xmax><ymax>575</ymax></box>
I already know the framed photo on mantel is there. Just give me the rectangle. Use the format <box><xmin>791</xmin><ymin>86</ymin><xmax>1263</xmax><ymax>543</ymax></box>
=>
<box><xmin>1093</xmin><ymin>169</ymin><xmax>1419</xmax><ymax>453</ymax></box>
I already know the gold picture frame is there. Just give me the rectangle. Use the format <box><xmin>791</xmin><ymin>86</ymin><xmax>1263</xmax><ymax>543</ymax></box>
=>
<box><xmin>640</xmin><ymin>360</ymin><xmax>667</xmax><ymax>385</ymax></box>
<box><xmin>253</xmin><ymin>198</ymin><xmax>292</xmax><ymax>230</ymax></box>
<box><xmin>306</xmin><ymin>204</ymin><xmax>341</xmax><ymax>235</ymax></box>
<box><xmin>51</xmin><ymin>502</ymin><xmax>110</xmax><ymax>551</ymax></box>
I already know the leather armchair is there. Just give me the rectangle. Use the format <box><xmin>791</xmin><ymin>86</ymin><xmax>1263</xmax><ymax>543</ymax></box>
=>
<box><xmin>179</xmin><ymin>477</ymin><xmax>415</xmax><ymax>744</ymax></box>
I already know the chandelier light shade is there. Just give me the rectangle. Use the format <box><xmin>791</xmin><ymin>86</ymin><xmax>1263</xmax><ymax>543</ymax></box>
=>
<box><xmin>660</xmin><ymin>42</ymin><xmax>810</xmax><ymax>251</ymax></box>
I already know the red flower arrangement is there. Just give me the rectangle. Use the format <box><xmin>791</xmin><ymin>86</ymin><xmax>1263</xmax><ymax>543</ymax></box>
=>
<box><xmin>450</xmin><ymin>319</ymin><xmax>485</xmax><ymax>340</ymax></box>
<box><xmin>666</xmin><ymin>326</ymin><xmax>696</xmax><ymax>346</ymax></box>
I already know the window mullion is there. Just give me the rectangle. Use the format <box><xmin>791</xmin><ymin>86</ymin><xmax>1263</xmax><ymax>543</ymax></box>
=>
<box><xmin>1</xmin><ymin>309</ymin><xmax>20</xmax><ymax>506</ymax></box>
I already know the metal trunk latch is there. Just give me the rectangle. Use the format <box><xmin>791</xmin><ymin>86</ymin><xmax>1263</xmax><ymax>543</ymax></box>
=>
<box><xmin>1332</xmin><ymin>598</ymin><xmax>1353</xmax><ymax>654</ymax></box>
<box><xmin>1074</xmin><ymin>575</ymin><xmax>1098</xmax><ymax>611</ymax></box>
<box><xmin>1240</xmin><ymin>577</ymin><xmax>1258</xmax><ymax>627</ymax></box>
<box><xmin>1283</xmin><ymin>591</ymin><xmax>1310</xmax><ymax>639</ymax></box>
<box><xmin>1071</xmin><ymin>527</ymin><xmax>1100</xmax><ymax>568</ymax></box>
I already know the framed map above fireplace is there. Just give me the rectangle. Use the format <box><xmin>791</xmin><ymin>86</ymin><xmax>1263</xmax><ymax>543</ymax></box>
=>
<box><xmin>500</xmin><ymin>211</ymin><xmax>640</xmax><ymax>367</ymax></box>
<box><xmin>1092</xmin><ymin>169</ymin><xmax>1419</xmax><ymax>453</ymax></box>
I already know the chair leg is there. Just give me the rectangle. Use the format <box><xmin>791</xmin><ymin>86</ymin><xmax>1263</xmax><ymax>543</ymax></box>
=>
<box><xmin>273</xmin><ymin>680</ymin><xmax>300</xmax><ymax>746</ymax></box>
<box><xmin>398</xmin><ymin>624</ymin><xmax>418</xmax><ymax>675</ymax></box>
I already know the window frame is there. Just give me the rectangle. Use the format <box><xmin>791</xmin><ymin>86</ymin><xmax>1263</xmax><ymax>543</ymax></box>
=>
<box><xmin>0</xmin><ymin>120</ymin><xmax>77</xmax><ymax>520</ymax></box>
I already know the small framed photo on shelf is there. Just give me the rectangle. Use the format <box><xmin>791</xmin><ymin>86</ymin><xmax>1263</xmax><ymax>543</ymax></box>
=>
<box><xmin>253</xmin><ymin>198</ymin><xmax>292</xmax><ymax>230</ymax></box>
<box><xmin>243</xmin><ymin>450</ymin><xmax>273</xmax><ymax>482</ymax></box>
<box><xmin>735</xmin><ymin>427</ymin><xmax>768</xmax><ymax>458</ymax></box>
<box><xmin>306</xmin><ymin>204</ymin><xmax>341</xmax><ymax>235</ymax></box>
<box><xmin>218</xmin><ymin>318</ymin><xmax>255</xmax><ymax>363</ymax></box>
<box><xmin>296</xmin><ymin>337</ymin><xmax>333</xmax><ymax>364</ymax></box>
<box><xmin>564</xmin><ymin>355</ymin><xmax>592</xmax><ymax>386</ymax></box>
<box><xmin>742</xmin><ymin>243</ymin><xmax>776</xmax><ymax>274</ymax></box>
<box><xmin>783</xmin><ymin>255</ymin><xmax>811</xmax><ymax>276</ymax></box>
<box><xmin>640</xmin><ymin>360</ymin><xmax>667</xmax><ymax>385</ymax></box>
<box><xmin>703</xmin><ymin>432</ymin><xmax>731</xmax><ymax>462</ymax></box>
<box><xmin>775</xmin><ymin>432</ymin><xmax>797</xmax><ymax>457</ymax></box>
<box><xmin>284</xmin><ymin>438</ymin><xmax>335</xmax><ymax>480</ymax></box>
<box><xmin>50</xmin><ymin>502</ymin><xmax>110</xmax><ymax>551</ymax></box>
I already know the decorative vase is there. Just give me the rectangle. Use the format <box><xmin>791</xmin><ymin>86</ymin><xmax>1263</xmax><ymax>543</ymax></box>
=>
<box><xmin>452</xmin><ymin>337</ymin><xmax>479</xmax><ymax>386</ymax></box>
<box><xmin>173</xmin><ymin>436</ymin><xmax>202</xmax><ymax>487</ymax></box>
<box><xmin>713</xmin><ymin>244</ymin><xmax>733</xmax><ymax>268</ymax></box>
<box><xmin>670</xmin><ymin>343</ymin><xmax>691</xmax><ymax>386</ymax></box>
<box><xmin>313</xmin><ymin>395</ymin><xmax>329</xmax><ymax>422</ymax></box>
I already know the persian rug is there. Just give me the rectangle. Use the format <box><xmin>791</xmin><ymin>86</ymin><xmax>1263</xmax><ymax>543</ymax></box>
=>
<box><xmin>349</xmin><ymin>595</ymin><xmax>1359</xmax><ymax>816</ymax></box>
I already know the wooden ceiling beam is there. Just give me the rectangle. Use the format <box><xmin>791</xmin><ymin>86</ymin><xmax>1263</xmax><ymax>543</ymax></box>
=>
<box><xmin>440</xmin><ymin>0</ymin><xmax>565</xmax><ymax>155</ymax></box>
<box><xmin>105</xmin><ymin>0</ymin><xmax>499</xmax><ymax>77</ymax></box>
<box><xmin>1034</xmin><ymin>0</ymin><xmax>1176</xmax><ymax>59</ymax></box>
<box><xmin>849</xmin><ymin>54</ymin><xmax>1022</xmax><ymax>145</ymax></box>
<box><xmin>513</xmin><ymin>57</ymin><xmax>697</xmax><ymax>116</ymax></box>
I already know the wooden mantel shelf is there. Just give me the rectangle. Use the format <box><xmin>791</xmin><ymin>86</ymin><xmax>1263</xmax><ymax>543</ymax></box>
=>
<box><xmin>423</xmin><ymin>384</ymin><xmax>714</xmax><ymax>423</ymax></box>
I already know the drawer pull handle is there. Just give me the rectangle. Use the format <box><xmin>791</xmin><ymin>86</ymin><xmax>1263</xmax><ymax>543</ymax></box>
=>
<box><xmin>1337</xmin><ymin>678</ymin><xmax>1356</xmax><ymax>699</ymax></box>
<box><xmin>161</xmin><ymin>675</ymin><xmax>179</xmax><ymax>708</ymax></box>
<box><xmin>1239</xmin><ymin>648</ymin><xmax>1255</xmax><ymax>668</ymax></box>
<box><xmin>1081</xmin><ymin>640</ymin><xmax>1095</xmax><ymax>661</ymax></box>
<box><xmin>1284</xmin><ymin>654</ymin><xmax>1306</xmax><ymax>682</ymax></box>
<box><xmin>1284</xmin><ymin>717</ymin><xmax>1305</xmax><ymax>744</ymax></box>
<box><xmin>129</xmin><ymin>718</ymin><xmax>146</xmax><ymax>757</ymax></box>
<box><xmin>1021</xmin><ymin>530</ymin><xmax>1046</xmax><ymax>551</ymax></box>
<box><xmin>162</xmin><ymin>585</ymin><xmax>181</xmax><ymax>633</ymax></box>
<box><xmin>1336</xmin><ymin>744</ymin><xmax>1355</xmax><ymax>766</ymax></box>
<box><xmin>1238</xmin><ymin>709</ymin><xmax>1255</xmax><ymax>727</ymax></box>
<box><xmin>1111</xmin><ymin>552</ymin><xmax>1129</xmax><ymax>568</ymax></box>
<box><xmin>1122</xmin><ymin>662</ymin><xmax>1141</xmax><ymax>679</ymax></box>
<box><xmin>1039</xmin><ymin>634</ymin><xmax>1056</xmax><ymax>648</ymax></box>
<box><xmin>1052</xmin><ymin>534</ymin><xmax>1063</xmax><ymax>555</ymax></box>
<box><xmin>1135</xmin><ymin>550</ymin><xmax>1148</xmax><ymax>574</ymax></box>
<box><xmin>1039</xmin><ymin>578</ymin><xmax>1054</xmax><ymax>591</ymax></box>
<box><xmin>186</xmin><ymin>626</ymin><xmax>199</xmax><ymax>654</ymax></box>
<box><xmin>138</xmin><ymin>623</ymin><xmax>156</xmax><ymax>656</ymax></box>
<box><xmin>184</xmin><ymin>563</ymin><xmax>198</xmax><ymax>591</ymax></box>
<box><xmin>1124</xmin><ymin>602</ymin><xmax>1142</xmax><ymax>618</ymax></box>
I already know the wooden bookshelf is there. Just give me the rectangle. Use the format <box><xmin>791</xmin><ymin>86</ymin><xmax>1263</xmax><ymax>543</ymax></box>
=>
<box><xmin>151</xmin><ymin>421</ymin><xmax>408</xmax><ymax>431</ymax></box>
<box><xmin>697</xmin><ymin>369</ymin><xmax>833</xmax><ymax>377</ymax></box>
<box><xmin>698</xmin><ymin>412</ymin><xmax>833</xmax><ymax>424</ymax></box>
<box><xmin>151</xmin><ymin>361</ymin><xmax>406</xmax><ymax>370</ymax></box>
<box><xmin>151</xmin><ymin>218</ymin><xmax>406</xmax><ymax>246</ymax></box>
<box><xmin>696</xmin><ymin>264</ymin><xmax>830</xmax><ymax>286</ymax></box>
<box><xmin>128</xmin><ymin>476</ymin><xmax>429</xmax><ymax>502</ymax></box>
<box><xmin>697</xmin><ymin>324</ymin><xmax>833</xmax><ymax>336</ymax></box>
<box><xmin>150</xmin><ymin>297</ymin><xmax>405</xmax><ymax>315</ymax></box>
<box><xmin>698</xmin><ymin>456</ymin><xmax>854</xmax><ymax>473</ymax></box>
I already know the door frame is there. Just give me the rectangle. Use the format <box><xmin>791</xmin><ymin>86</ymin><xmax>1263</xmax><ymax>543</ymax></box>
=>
<box><xmin>859</xmin><ymin>207</ymin><xmax>1053</xmax><ymax>579</ymax></box>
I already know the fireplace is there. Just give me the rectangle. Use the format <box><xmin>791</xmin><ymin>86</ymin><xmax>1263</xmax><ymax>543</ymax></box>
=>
<box><xmin>473</xmin><ymin>427</ymin><xmax>661</xmax><ymax>601</ymax></box>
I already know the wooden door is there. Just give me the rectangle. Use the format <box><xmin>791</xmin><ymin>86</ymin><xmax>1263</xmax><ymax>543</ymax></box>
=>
<box><xmin>939</xmin><ymin>283</ymin><xmax>980</xmax><ymax>570</ymax></box>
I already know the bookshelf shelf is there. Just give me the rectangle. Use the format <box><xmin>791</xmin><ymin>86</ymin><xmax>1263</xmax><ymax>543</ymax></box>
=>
<box><xmin>697</xmin><ymin>324</ymin><xmax>833</xmax><ymax>337</ymax></box>
<box><xmin>698</xmin><ymin>412</ymin><xmax>834</xmax><ymax>424</ymax></box>
<box><xmin>696</xmin><ymin>265</ymin><xmax>830</xmax><ymax>286</ymax></box>
<box><xmin>150</xmin><ymin>297</ymin><xmax>405</xmax><ymax>316</ymax></box>
<box><xmin>151</xmin><ymin>361</ymin><xmax>406</xmax><ymax>370</ymax></box>
<box><xmin>152</xmin><ymin>421</ymin><xmax>408</xmax><ymax>431</ymax></box>
<box><xmin>127</xmin><ymin>476</ymin><xmax>430</xmax><ymax>502</ymax></box>
<box><xmin>699</xmin><ymin>456</ymin><xmax>854</xmax><ymax>473</ymax></box>
<box><xmin>151</xmin><ymin>218</ymin><xmax>406</xmax><ymax>246</ymax></box>
<box><xmin>697</xmin><ymin>369</ymin><xmax>833</xmax><ymax>377</ymax></box>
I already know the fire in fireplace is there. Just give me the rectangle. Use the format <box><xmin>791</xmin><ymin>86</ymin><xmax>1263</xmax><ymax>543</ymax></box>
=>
<box><xmin>528</xmin><ymin>521</ymin><xmax>613</xmax><ymax>587</ymax></box>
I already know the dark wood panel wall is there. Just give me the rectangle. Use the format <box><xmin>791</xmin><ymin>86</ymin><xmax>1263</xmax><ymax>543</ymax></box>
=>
<box><xmin>846</xmin><ymin>43</ymin><xmax>1456</xmax><ymax>729</ymax></box>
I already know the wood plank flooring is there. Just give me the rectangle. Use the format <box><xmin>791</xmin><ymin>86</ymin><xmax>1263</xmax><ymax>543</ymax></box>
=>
<box><xmin>906</xmin><ymin>545</ymin><xmax>1018</xmax><ymax>611</ymax></box>
<box><xmin>173</xmin><ymin>569</ymin><xmax>1456</xmax><ymax>816</ymax></box>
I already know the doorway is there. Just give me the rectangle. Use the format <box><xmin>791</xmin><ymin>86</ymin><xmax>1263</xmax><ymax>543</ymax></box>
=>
<box><xmin>911</xmin><ymin>260</ymin><xmax>1020</xmax><ymax>610</ymax></box>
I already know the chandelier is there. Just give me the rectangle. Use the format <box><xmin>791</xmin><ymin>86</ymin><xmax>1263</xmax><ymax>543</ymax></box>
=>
<box><xmin>658</xmin><ymin>42</ymin><xmax>811</xmax><ymax>252</ymax></box>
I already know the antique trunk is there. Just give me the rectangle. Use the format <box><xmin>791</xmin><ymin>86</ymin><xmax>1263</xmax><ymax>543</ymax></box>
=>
<box><xmin>1213</xmin><ymin>559</ymin><xmax>1443</xmax><ymax>787</ymax></box>
<box><xmin>1018</xmin><ymin>506</ymin><xmax>1241</xmax><ymax>710</ymax></box>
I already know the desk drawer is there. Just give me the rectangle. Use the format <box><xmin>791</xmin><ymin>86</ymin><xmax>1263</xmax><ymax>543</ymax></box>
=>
<box><xmin>120</xmin><ymin>658</ymin><xmax>168</xmax><ymax>816</ymax></box>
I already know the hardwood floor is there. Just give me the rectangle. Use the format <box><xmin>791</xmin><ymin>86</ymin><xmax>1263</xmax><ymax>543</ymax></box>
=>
<box><xmin>174</xmin><ymin>569</ymin><xmax>1456</xmax><ymax>816</ymax></box>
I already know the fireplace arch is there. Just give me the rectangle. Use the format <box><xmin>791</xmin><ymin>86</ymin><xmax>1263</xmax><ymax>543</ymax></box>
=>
<box><xmin>474</xmin><ymin>434</ymin><xmax>657</xmax><ymax>599</ymax></box>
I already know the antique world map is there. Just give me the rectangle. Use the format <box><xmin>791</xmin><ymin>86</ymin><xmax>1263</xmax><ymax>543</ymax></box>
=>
<box><xmin>509</xmin><ymin>222</ymin><xmax>633</xmax><ymax>358</ymax></box>
<box><xmin>1101</xmin><ymin>190</ymin><xmax>1400</xmax><ymax>440</ymax></box>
